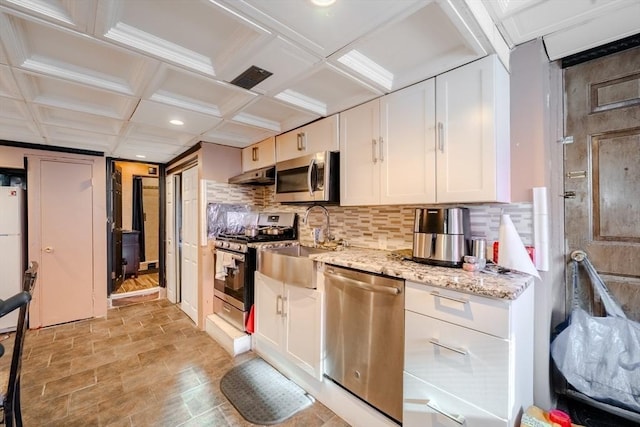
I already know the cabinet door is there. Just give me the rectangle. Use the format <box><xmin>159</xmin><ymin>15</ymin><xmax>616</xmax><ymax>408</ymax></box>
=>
<box><xmin>254</xmin><ymin>272</ymin><xmax>283</xmax><ymax>351</ymax></box>
<box><xmin>380</xmin><ymin>79</ymin><xmax>436</xmax><ymax>204</ymax></box>
<box><xmin>283</xmin><ymin>286</ymin><xmax>323</xmax><ymax>380</ymax></box>
<box><xmin>276</xmin><ymin>115</ymin><xmax>339</xmax><ymax>162</ymax></box>
<box><xmin>436</xmin><ymin>55</ymin><xmax>510</xmax><ymax>203</ymax></box>
<box><xmin>242</xmin><ymin>137</ymin><xmax>276</xmax><ymax>172</ymax></box>
<box><xmin>339</xmin><ymin>99</ymin><xmax>380</xmax><ymax>206</ymax></box>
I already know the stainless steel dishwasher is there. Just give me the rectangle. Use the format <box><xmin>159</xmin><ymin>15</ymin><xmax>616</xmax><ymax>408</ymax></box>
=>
<box><xmin>323</xmin><ymin>264</ymin><xmax>404</xmax><ymax>423</ymax></box>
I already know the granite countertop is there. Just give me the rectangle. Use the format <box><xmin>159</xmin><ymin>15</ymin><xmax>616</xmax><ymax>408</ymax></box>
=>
<box><xmin>307</xmin><ymin>247</ymin><xmax>534</xmax><ymax>301</ymax></box>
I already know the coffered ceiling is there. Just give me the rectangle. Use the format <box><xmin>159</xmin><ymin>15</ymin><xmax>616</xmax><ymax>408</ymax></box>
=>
<box><xmin>0</xmin><ymin>0</ymin><xmax>638</xmax><ymax>164</ymax></box>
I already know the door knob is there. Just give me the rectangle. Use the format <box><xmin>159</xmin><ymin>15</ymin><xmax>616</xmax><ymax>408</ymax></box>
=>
<box><xmin>44</xmin><ymin>246</ymin><xmax>54</xmax><ymax>253</ymax></box>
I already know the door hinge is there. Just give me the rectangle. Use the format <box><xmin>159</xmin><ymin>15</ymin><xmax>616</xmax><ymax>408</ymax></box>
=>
<box><xmin>566</xmin><ymin>170</ymin><xmax>587</xmax><ymax>179</ymax></box>
<box><xmin>559</xmin><ymin>136</ymin><xmax>574</xmax><ymax>144</ymax></box>
<box><xmin>562</xmin><ymin>191</ymin><xmax>576</xmax><ymax>199</ymax></box>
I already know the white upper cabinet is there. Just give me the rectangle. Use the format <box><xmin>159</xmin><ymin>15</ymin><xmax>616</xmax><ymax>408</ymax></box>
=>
<box><xmin>275</xmin><ymin>115</ymin><xmax>339</xmax><ymax>162</ymax></box>
<box><xmin>241</xmin><ymin>136</ymin><xmax>275</xmax><ymax>172</ymax></box>
<box><xmin>435</xmin><ymin>55</ymin><xmax>510</xmax><ymax>203</ymax></box>
<box><xmin>340</xmin><ymin>79</ymin><xmax>436</xmax><ymax>206</ymax></box>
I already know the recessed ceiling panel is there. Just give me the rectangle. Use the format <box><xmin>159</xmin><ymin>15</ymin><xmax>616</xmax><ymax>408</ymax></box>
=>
<box><xmin>94</xmin><ymin>0</ymin><xmax>271</xmax><ymax>77</ymax></box>
<box><xmin>232</xmin><ymin>97</ymin><xmax>319</xmax><ymax>133</ymax></box>
<box><xmin>145</xmin><ymin>64</ymin><xmax>256</xmax><ymax>118</ymax></box>
<box><xmin>0</xmin><ymin>64</ymin><xmax>21</xmax><ymax>98</ymax></box>
<box><xmin>0</xmin><ymin>14</ymin><xmax>157</xmax><ymax>95</ymax></box>
<box><xmin>122</xmin><ymin>123</ymin><xmax>194</xmax><ymax>147</ymax></box>
<box><xmin>0</xmin><ymin>97</ymin><xmax>31</xmax><ymax>120</ymax></box>
<box><xmin>32</xmin><ymin>104</ymin><xmax>124</xmax><ymax>135</ymax></box>
<box><xmin>0</xmin><ymin>116</ymin><xmax>43</xmax><ymax>143</ymax></box>
<box><xmin>42</xmin><ymin>124</ymin><xmax>117</xmax><ymax>151</ymax></box>
<box><xmin>201</xmin><ymin>120</ymin><xmax>275</xmax><ymax>148</ymax></box>
<box><xmin>219</xmin><ymin>36</ymin><xmax>321</xmax><ymax>94</ymax></box>
<box><xmin>275</xmin><ymin>63</ymin><xmax>382</xmax><ymax>116</ymax></box>
<box><xmin>13</xmin><ymin>70</ymin><xmax>138</xmax><ymax>119</ymax></box>
<box><xmin>130</xmin><ymin>100</ymin><xmax>222</xmax><ymax>135</ymax></box>
<box><xmin>223</xmin><ymin>0</ymin><xmax>422</xmax><ymax>56</ymax></box>
<box><xmin>332</xmin><ymin>2</ymin><xmax>486</xmax><ymax>92</ymax></box>
<box><xmin>0</xmin><ymin>0</ymin><xmax>97</xmax><ymax>32</ymax></box>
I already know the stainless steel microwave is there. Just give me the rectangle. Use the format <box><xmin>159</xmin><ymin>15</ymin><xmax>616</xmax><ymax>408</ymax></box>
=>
<box><xmin>275</xmin><ymin>151</ymin><xmax>339</xmax><ymax>203</ymax></box>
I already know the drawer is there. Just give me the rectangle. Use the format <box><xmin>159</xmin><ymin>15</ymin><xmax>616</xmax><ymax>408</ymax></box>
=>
<box><xmin>405</xmin><ymin>310</ymin><xmax>509</xmax><ymax>418</ymax></box>
<box><xmin>403</xmin><ymin>372</ymin><xmax>507</xmax><ymax>427</ymax></box>
<box><xmin>405</xmin><ymin>281</ymin><xmax>509</xmax><ymax>338</ymax></box>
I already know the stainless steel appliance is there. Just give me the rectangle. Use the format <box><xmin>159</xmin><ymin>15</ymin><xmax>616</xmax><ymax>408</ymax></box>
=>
<box><xmin>213</xmin><ymin>212</ymin><xmax>297</xmax><ymax>331</ymax></box>
<box><xmin>275</xmin><ymin>151</ymin><xmax>339</xmax><ymax>203</ymax></box>
<box><xmin>412</xmin><ymin>207</ymin><xmax>471</xmax><ymax>267</ymax></box>
<box><xmin>324</xmin><ymin>265</ymin><xmax>404</xmax><ymax>423</ymax></box>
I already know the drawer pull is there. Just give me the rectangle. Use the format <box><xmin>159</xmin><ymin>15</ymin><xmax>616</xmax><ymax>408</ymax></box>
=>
<box><xmin>430</xmin><ymin>290</ymin><xmax>468</xmax><ymax>305</ymax></box>
<box><xmin>429</xmin><ymin>338</ymin><xmax>468</xmax><ymax>356</ymax></box>
<box><xmin>426</xmin><ymin>399</ymin><xmax>466</xmax><ymax>425</ymax></box>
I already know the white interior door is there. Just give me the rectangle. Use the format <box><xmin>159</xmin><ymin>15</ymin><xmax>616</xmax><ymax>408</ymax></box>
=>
<box><xmin>180</xmin><ymin>166</ymin><xmax>199</xmax><ymax>323</ymax></box>
<box><xmin>39</xmin><ymin>160</ymin><xmax>94</xmax><ymax>326</ymax></box>
<box><xmin>165</xmin><ymin>174</ymin><xmax>176</xmax><ymax>303</ymax></box>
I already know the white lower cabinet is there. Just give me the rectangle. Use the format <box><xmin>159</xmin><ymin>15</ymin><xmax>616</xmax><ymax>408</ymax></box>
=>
<box><xmin>404</xmin><ymin>372</ymin><xmax>506</xmax><ymax>427</ymax></box>
<box><xmin>254</xmin><ymin>272</ymin><xmax>323</xmax><ymax>380</ymax></box>
<box><xmin>403</xmin><ymin>281</ymin><xmax>534</xmax><ymax>426</ymax></box>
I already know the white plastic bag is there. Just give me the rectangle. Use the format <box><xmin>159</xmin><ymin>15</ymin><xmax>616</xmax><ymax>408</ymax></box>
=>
<box><xmin>551</xmin><ymin>257</ymin><xmax>640</xmax><ymax>412</ymax></box>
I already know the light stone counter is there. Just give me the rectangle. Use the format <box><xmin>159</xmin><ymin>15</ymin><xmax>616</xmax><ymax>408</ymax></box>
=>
<box><xmin>308</xmin><ymin>247</ymin><xmax>533</xmax><ymax>300</ymax></box>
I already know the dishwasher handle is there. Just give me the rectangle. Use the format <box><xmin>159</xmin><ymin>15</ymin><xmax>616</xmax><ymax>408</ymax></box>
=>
<box><xmin>324</xmin><ymin>272</ymin><xmax>402</xmax><ymax>295</ymax></box>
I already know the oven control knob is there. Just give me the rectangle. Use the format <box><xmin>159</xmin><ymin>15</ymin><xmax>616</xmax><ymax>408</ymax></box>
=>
<box><xmin>223</xmin><ymin>242</ymin><xmax>230</xmax><ymax>249</ymax></box>
<box><xmin>232</xmin><ymin>243</ymin><xmax>241</xmax><ymax>251</ymax></box>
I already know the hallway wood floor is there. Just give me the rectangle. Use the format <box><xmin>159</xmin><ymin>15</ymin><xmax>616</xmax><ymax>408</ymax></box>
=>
<box><xmin>2</xmin><ymin>300</ymin><xmax>349</xmax><ymax>426</ymax></box>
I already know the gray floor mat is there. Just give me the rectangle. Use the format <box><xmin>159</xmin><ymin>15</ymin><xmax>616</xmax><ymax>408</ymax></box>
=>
<box><xmin>220</xmin><ymin>357</ymin><xmax>314</xmax><ymax>425</ymax></box>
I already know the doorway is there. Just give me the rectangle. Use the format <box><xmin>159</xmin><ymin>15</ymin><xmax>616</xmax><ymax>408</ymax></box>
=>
<box><xmin>107</xmin><ymin>159</ymin><xmax>165</xmax><ymax>302</ymax></box>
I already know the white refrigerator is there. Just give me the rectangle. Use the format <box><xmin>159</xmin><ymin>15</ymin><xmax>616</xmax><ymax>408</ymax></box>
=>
<box><xmin>0</xmin><ymin>186</ymin><xmax>24</xmax><ymax>332</ymax></box>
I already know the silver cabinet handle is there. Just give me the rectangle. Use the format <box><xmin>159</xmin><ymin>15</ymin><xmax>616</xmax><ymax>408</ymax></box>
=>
<box><xmin>428</xmin><ymin>338</ymin><xmax>468</xmax><ymax>356</ymax></box>
<box><xmin>324</xmin><ymin>272</ymin><xmax>401</xmax><ymax>295</ymax></box>
<box><xmin>379</xmin><ymin>136</ymin><xmax>384</xmax><ymax>162</ymax></box>
<box><xmin>282</xmin><ymin>296</ymin><xmax>287</xmax><ymax>318</ymax></box>
<box><xmin>276</xmin><ymin>295</ymin><xmax>282</xmax><ymax>315</ymax></box>
<box><xmin>307</xmin><ymin>158</ymin><xmax>316</xmax><ymax>196</ymax></box>
<box><xmin>371</xmin><ymin>139</ymin><xmax>377</xmax><ymax>164</ymax></box>
<box><xmin>252</xmin><ymin>146</ymin><xmax>259</xmax><ymax>161</ymax></box>
<box><xmin>426</xmin><ymin>399</ymin><xmax>466</xmax><ymax>425</ymax></box>
<box><xmin>437</xmin><ymin>122</ymin><xmax>444</xmax><ymax>152</ymax></box>
<box><xmin>297</xmin><ymin>132</ymin><xmax>306</xmax><ymax>151</ymax></box>
<box><xmin>44</xmin><ymin>246</ymin><xmax>54</xmax><ymax>253</ymax></box>
<box><xmin>430</xmin><ymin>290</ymin><xmax>468</xmax><ymax>305</ymax></box>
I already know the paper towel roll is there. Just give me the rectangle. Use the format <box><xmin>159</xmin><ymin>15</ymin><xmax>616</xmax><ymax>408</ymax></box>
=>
<box><xmin>498</xmin><ymin>214</ymin><xmax>540</xmax><ymax>279</ymax></box>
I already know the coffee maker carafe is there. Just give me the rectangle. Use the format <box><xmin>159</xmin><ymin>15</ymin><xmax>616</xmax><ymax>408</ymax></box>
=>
<box><xmin>412</xmin><ymin>207</ymin><xmax>471</xmax><ymax>267</ymax></box>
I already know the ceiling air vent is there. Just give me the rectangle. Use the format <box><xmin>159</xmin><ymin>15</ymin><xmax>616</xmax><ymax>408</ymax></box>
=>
<box><xmin>230</xmin><ymin>65</ymin><xmax>273</xmax><ymax>90</ymax></box>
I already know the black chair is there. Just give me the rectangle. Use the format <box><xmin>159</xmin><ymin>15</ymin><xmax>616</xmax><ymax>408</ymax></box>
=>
<box><xmin>0</xmin><ymin>262</ymin><xmax>38</xmax><ymax>427</ymax></box>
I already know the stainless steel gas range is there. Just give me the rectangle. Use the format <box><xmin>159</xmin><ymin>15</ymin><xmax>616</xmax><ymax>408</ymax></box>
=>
<box><xmin>213</xmin><ymin>212</ymin><xmax>297</xmax><ymax>331</ymax></box>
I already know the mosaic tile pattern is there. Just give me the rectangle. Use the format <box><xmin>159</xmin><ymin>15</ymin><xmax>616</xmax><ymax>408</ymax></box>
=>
<box><xmin>204</xmin><ymin>181</ymin><xmax>534</xmax><ymax>250</ymax></box>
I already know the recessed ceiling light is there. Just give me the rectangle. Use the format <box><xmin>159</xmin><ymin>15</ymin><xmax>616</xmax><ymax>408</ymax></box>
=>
<box><xmin>311</xmin><ymin>0</ymin><xmax>336</xmax><ymax>6</ymax></box>
<box><xmin>135</xmin><ymin>154</ymin><xmax>146</xmax><ymax>159</ymax></box>
<box><xmin>169</xmin><ymin>119</ymin><xmax>184</xmax><ymax>126</ymax></box>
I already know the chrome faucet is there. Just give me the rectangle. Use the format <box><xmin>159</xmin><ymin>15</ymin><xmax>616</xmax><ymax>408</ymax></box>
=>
<box><xmin>303</xmin><ymin>205</ymin><xmax>332</xmax><ymax>245</ymax></box>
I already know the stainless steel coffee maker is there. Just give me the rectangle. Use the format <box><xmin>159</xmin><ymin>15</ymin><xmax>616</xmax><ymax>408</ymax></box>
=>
<box><xmin>412</xmin><ymin>207</ymin><xmax>471</xmax><ymax>267</ymax></box>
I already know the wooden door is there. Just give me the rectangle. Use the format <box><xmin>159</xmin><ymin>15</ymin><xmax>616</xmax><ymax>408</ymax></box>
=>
<box><xmin>254</xmin><ymin>272</ymin><xmax>283</xmax><ymax>351</ymax></box>
<box><xmin>339</xmin><ymin>99</ymin><xmax>380</xmax><ymax>206</ymax></box>
<box><xmin>564</xmin><ymin>46</ymin><xmax>640</xmax><ymax>320</ymax></box>
<box><xmin>180</xmin><ymin>165</ymin><xmax>199</xmax><ymax>323</ymax></box>
<box><xmin>39</xmin><ymin>159</ymin><xmax>94</xmax><ymax>326</ymax></box>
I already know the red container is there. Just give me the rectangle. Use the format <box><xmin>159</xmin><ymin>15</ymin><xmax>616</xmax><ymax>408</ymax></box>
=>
<box><xmin>549</xmin><ymin>409</ymin><xmax>572</xmax><ymax>427</ymax></box>
<box><xmin>492</xmin><ymin>242</ymin><xmax>535</xmax><ymax>264</ymax></box>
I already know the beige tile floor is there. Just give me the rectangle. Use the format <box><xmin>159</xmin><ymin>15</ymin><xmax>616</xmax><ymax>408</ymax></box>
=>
<box><xmin>2</xmin><ymin>299</ymin><xmax>349</xmax><ymax>426</ymax></box>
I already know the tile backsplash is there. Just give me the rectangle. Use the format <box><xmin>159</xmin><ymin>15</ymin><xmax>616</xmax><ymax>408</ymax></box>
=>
<box><xmin>205</xmin><ymin>181</ymin><xmax>533</xmax><ymax>250</ymax></box>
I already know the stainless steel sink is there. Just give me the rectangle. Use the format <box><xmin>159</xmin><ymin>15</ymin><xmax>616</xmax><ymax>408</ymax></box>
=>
<box><xmin>258</xmin><ymin>245</ymin><xmax>331</xmax><ymax>288</ymax></box>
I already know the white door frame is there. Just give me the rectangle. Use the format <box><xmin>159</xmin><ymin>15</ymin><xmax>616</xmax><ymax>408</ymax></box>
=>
<box><xmin>180</xmin><ymin>166</ymin><xmax>199</xmax><ymax>323</ymax></box>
